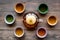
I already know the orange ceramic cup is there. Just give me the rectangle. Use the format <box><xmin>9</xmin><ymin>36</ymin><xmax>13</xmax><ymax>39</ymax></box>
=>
<box><xmin>14</xmin><ymin>3</ymin><xmax>25</xmax><ymax>13</ymax></box>
<box><xmin>47</xmin><ymin>16</ymin><xmax>58</xmax><ymax>26</ymax></box>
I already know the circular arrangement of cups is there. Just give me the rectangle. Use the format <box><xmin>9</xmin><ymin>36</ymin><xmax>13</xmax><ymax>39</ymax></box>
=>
<box><xmin>14</xmin><ymin>3</ymin><xmax>25</xmax><ymax>13</ymax></box>
<box><xmin>14</xmin><ymin>27</ymin><xmax>24</xmax><ymax>37</ymax></box>
<box><xmin>38</xmin><ymin>3</ymin><xmax>48</xmax><ymax>14</ymax></box>
<box><xmin>4</xmin><ymin>14</ymin><xmax>15</xmax><ymax>24</ymax></box>
<box><xmin>3</xmin><ymin>3</ymin><xmax>58</xmax><ymax>38</ymax></box>
<box><xmin>36</xmin><ymin>27</ymin><xmax>47</xmax><ymax>38</ymax></box>
<box><xmin>47</xmin><ymin>16</ymin><xmax>58</xmax><ymax>26</ymax></box>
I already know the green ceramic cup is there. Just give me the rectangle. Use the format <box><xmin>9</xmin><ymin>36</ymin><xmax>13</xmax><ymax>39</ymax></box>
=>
<box><xmin>4</xmin><ymin>14</ymin><xmax>15</xmax><ymax>24</ymax></box>
<box><xmin>38</xmin><ymin>3</ymin><xmax>48</xmax><ymax>14</ymax></box>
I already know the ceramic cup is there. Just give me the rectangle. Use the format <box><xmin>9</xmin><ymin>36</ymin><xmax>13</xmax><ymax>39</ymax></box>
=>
<box><xmin>4</xmin><ymin>14</ymin><xmax>15</xmax><ymax>24</ymax></box>
<box><xmin>47</xmin><ymin>16</ymin><xmax>58</xmax><ymax>26</ymax></box>
<box><xmin>14</xmin><ymin>3</ymin><xmax>25</xmax><ymax>13</ymax></box>
<box><xmin>36</xmin><ymin>27</ymin><xmax>47</xmax><ymax>38</ymax></box>
<box><xmin>14</xmin><ymin>27</ymin><xmax>24</xmax><ymax>38</ymax></box>
<box><xmin>38</xmin><ymin>3</ymin><xmax>48</xmax><ymax>14</ymax></box>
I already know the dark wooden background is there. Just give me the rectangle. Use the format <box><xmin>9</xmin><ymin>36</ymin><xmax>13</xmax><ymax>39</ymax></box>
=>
<box><xmin>0</xmin><ymin>0</ymin><xmax>60</xmax><ymax>40</ymax></box>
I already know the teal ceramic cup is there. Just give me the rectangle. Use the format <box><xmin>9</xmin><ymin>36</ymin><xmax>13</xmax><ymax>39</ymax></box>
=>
<box><xmin>38</xmin><ymin>3</ymin><xmax>48</xmax><ymax>14</ymax></box>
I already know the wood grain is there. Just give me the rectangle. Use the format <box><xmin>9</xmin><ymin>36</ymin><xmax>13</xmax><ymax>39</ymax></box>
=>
<box><xmin>0</xmin><ymin>0</ymin><xmax>60</xmax><ymax>40</ymax></box>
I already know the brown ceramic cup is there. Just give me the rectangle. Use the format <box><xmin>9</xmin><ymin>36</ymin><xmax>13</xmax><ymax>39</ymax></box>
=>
<box><xmin>36</xmin><ymin>27</ymin><xmax>47</xmax><ymax>38</ymax></box>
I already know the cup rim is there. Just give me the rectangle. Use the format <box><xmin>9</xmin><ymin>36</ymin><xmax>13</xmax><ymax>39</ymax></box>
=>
<box><xmin>14</xmin><ymin>3</ymin><xmax>25</xmax><ymax>13</ymax></box>
<box><xmin>36</xmin><ymin>27</ymin><xmax>47</xmax><ymax>38</ymax></box>
<box><xmin>4</xmin><ymin>14</ymin><xmax>15</xmax><ymax>24</ymax></box>
<box><xmin>37</xmin><ymin>3</ymin><xmax>48</xmax><ymax>14</ymax></box>
<box><xmin>47</xmin><ymin>16</ymin><xmax>58</xmax><ymax>26</ymax></box>
<box><xmin>14</xmin><ymin>27</ymin><xmax>24</xmax><ymax>37</ymax></box>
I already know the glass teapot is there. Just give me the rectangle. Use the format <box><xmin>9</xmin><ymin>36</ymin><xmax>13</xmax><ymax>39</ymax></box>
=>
<box><xmin>23</xmin><ymin>12</ymin><xmax>43</xmax><ymax>29</ymax></box>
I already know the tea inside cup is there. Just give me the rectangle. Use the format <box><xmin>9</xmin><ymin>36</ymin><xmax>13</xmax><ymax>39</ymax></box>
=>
<box><xmin>14</xmin><ymin>27</ymin><xmax>24</xmax><ymax>37</ymax></box>
<box><xmin>47</xmin><ymin>16</ymin><xmax>57</xmax><ymax>26</ymax></box>
<box><xmin>4</xmin><ymin>14</ymin><xmax>15</xmax><ymax>24</ymax></box>
<box><xmin>14</xmin><ymin>3</ymin><xmax>25</xmax><ymax>13</ymax></box>
<box><xmin>36</xmin><ymin>27</ymin><xmax>47</xmax><ymax>38</ymax></box>
<box><xmin>38</xmin><ymin>3</ymin><xmax>48</xmax><ymax>14</ymax></box>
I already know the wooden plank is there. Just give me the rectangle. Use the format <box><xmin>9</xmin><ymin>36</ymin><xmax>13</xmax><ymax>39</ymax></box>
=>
<box><xmin>0</xmin><ymin>0</ymin><xmax>60</xmax><ymax>40</ymax></box>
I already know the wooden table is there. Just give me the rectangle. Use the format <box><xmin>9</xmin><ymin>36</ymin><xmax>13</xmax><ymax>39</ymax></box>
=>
<box><xmin>0</xmin><ymin>0</ymin><xmax>60</xmax><ymax>40</ymax></box>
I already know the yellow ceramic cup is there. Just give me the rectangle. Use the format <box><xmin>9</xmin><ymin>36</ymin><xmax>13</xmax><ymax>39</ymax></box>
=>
<box><xmin>14</xmin><ymin>3</ymin><xmax>25</xmax><ymax>13</ymax></box>
<box><xmin>14</xmin><ymin>27</ymin><xmax>24</xmax><ymax>38</ymax></box>
<box><xmin>47</xmin><ymin>16</ymin><xmax>58</xmax><ymax>26</ymax></box>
